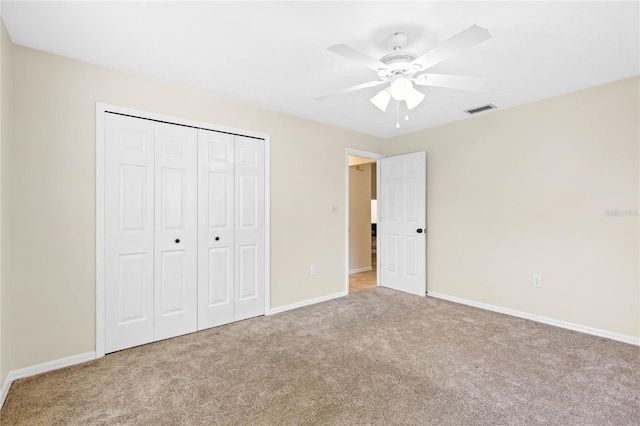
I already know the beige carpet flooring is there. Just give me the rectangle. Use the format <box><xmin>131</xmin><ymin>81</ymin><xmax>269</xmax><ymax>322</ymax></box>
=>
<box><xmin>2</xmin><ymin>288</ymin><xmax>639</xmax><ymax>425</ymax></box>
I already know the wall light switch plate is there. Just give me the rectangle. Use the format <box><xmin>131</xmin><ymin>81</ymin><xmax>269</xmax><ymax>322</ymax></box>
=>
<box><xmin>330</xmin><ymin>204</ymin><xmax>338</xmax><ymax>214</ymax></box>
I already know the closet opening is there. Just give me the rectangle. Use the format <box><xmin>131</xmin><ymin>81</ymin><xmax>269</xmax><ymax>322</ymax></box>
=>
<box><xmin>96</xmin><ymin>103</ymin><xmax>270</xmax><ymax>358</ymax></box>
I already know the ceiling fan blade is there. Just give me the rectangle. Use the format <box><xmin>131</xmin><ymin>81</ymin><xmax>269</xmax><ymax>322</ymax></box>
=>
<box><xmin>412</xmin><ymin>25</ymin><xmax>492</xmax><ymax>70</ymax></box>
<box><xmin>315</xmin><ymin>80</ymin><xmax>386</xmax><ymax>101</ymax></box>
<box><xmin>328</xmin><ymin>44</ymin><xmax>388</xmax><ymax>72</ymax></box>
<box><xmin>413</xmin><ymin>73</ymin><xmax>487</xmax><ymax>91</ymax></box>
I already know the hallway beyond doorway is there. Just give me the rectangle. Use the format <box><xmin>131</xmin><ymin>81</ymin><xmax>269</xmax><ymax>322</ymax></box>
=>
<box><xmin>349</xmin><ymin>253</ymin><xmax>377</xmax><ymax>294</ymax></box>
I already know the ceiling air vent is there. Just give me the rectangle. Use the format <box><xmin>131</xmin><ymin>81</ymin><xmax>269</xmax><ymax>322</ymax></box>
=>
<box><xmin>465</xmin><ymin>104</ymin><xmax>497</xmax><ymax>115</ymax></box>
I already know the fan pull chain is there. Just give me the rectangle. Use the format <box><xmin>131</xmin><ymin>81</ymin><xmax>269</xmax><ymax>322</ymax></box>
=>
<box><xmin>405</xmin><ymin>102</ymin><xmax>409</xmax><ymax>121</ymax></box>
<box><xmin>396</xmin><ymin>101</ymin><xmax>400</xmax><ymax>128</ymax></box>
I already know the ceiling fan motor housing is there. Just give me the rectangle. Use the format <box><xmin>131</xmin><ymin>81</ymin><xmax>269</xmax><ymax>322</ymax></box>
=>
<box><xmin>380</xmin><ymin>32</ymin><xmax>421</xmax><ymax>75</ymax></box>
<box><xmin>387</xmin><ymin>32</ymin><xmax>408</xmax><ymax>50</ymax></box>
<box><xmin>380</xmin><ymin>51</ymin><xmax>418</xmax><ymax>72</ymax></box>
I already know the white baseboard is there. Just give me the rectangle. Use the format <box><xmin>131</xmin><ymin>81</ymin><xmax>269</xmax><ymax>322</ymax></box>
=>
<box><xmin>349</xmin><ymin>266</ymin><xmax>372</xmax><ymax>274</ymax></box>
<box><xmin>268</xmin><ymin>290</ymin><xmax>347</xmax><ymax>315</ymax></box>
<box><xmin>427</xmin><ymin>291</ymin><xmax>640</xmax><ymax>346</ymax></box>
<box><xmin>0</xmin><ymin>351</ymin><xmax>96</xmax><ymax>409</ymax></box>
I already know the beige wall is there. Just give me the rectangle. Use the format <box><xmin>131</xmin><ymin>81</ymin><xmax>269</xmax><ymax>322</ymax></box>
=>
<box><xmin>0</xmin><ymin>19</ymin><xmax>12</xmax><ymax>385</ymax></box>
<box><xmin>1</xmin><ymin>30</ymin><xmax>638</xmax><ymax>383</ymax></box>
<box><xmin>1</xmin><ymin>43</ymin><xmax>384</xmax><ymax>376</ymax></box>
<box><xmin>385</xmin><ymin>76</ymin><xmax>640</xmax><ymax>338</ymax></box>
<box><xmin>349</xmin><ymin>163</ymin><xmax>372</xmax><ymax>272</ymax></box>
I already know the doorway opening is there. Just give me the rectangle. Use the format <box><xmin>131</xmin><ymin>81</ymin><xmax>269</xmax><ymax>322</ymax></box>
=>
<box><xmin>345</xmin><ymin>149</ymin><xmax>384</xmax><ymax>294</ymax></box>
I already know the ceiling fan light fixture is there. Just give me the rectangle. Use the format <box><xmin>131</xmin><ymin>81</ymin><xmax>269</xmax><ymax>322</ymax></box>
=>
<box><xmin>390</xmin><ymin>77</ymin><xmax>413</xmax><ymax>101</ymax></box>
<box><xmin>406</xmin><ymin>88</ymin><xmax>425</xmax><ymax>110</ymax></box>
<box><xmin>321</xmin><ymin>24</ymin><xmax>493</xmax><ymax>127</ymax></box>
<box><xmin>370</xmin><ymin>89</ymin><xmax>391</xmax><ymax>112</ymax></box>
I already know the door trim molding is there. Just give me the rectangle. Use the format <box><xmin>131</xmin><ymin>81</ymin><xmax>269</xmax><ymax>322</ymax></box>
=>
<box><xmin>96</xmin><ymin>103</ymin><xmax>271</xmax><ymax>358</ymax></box>
<box><xmin>345</xmin><ymin>149</ymin><xmax>385</xmax><ymax>296</ymax></box>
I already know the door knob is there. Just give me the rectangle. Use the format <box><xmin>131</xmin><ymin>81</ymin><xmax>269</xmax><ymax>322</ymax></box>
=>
<box><xmin>416</xmin><ymin>229</ymin><xmax>423</xmax><ymax>234</ymax></box>
<box><xmin>215</xmin><ymin>237</ymin><xmax>220</xmax><ymax>241</ymax></box>
<box><xmin>175</xmin><ymin>239</ymin><xmax>180</xmax><ymax>243</ymax></box>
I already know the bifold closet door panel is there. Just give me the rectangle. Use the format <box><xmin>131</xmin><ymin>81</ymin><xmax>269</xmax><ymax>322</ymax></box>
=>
<box><xmin>234</xmin><ymin>135</ymin><xmax>265</xmax><ymax>321</ymax></box>
<box><xmin>105</xmin><ymin>114</ymin><xmax>155</xmax><ymax>353</ymax></box>
<box><xmin>197</xmin><ymin>129</ymin><xmax>235</xmax><ymax>330</ymax></box>
<box><xmin>153</xmin><ymin>122</ymin><xmax>198</xmax><ymax>341</ymax></box>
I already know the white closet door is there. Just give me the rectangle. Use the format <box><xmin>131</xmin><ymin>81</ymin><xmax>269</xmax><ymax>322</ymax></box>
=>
<box><xmin>105</xmin><ymin>114</ymin><xmax>155</xmax><ymax>353</ymax></box>
<box><xmin>234</xmin><ymin>136</ymin><xmax>265</xmax><ymax>321</ymax></box>
<box><xmin>153</xmin><ymin>122</ymin><xmax>198</xmax><ymax>340</ymax></box>
<box><xmin>197</xmin><ymin>129</ymin><xmax>235</xmax><ymax>330</ymax></box>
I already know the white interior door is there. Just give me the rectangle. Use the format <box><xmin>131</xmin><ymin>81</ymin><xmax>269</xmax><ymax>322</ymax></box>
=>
<box><xmin>197</xmin><ymin>130</ymin><xmax>235</xmax><ymax>330</ymax></box>
<box><xmin>153</xmin><ymin>122</ymin><xmax>198</xmax><ymax>340</ymax></box>
<box><xmin>234</xmin><ymin>136</ymin><xmax>265</xmax><ymax>321</ymax></box>
<box><xmin>379</xmin><ymin>151</ymin><xmax>426</xmax><ymax>296</ymax></box>
<box><xmin>105</xmin><ymin>114</ymin><xmax>155</xmax><ymax>353</ymax></box>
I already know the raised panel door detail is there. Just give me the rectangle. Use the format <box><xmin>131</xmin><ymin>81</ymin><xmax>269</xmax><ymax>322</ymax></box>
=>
<box><xmin>121</xmin><ymin>129</ymin><xmax>147</xmax><ymax>153</ymax></box>
<box><xmin>405</xmin><ymin>182</ymin><xmax>417</xmax><ymax>222</ymax></box>
<box><xmin>238</xmin><ymin>146</ymin><xmax>257</xmax><ymax>166</ymax></box>
<box><xmin>118</xmin><ymin>253</ymin><xmax>147</xmax><ymax>323</ymax></box>
<box><xmin>387</xmin><ymin>163</ymin><xmax>401</xmax><ymax>179</ymax></box>
<box><xmin>162</xmin><ymin>168</ymin><xmax>185</xmax><ymax>229</ymax></box>
<box><xmin>161</xmin><ymin>136</ymin><xmax>187</xmax><ymax>158</ymax></box>
<box><xmin>238</xmin><ymin>174</ymin><xmax>257</xmax><ymax>228</ymax></box>
<box><xmin>119</xmin><ymin>165</ymin><xmax>147</xmax><ymax>231</ymax></box>
<box><xmin>386</xmin><ymin>184</ymin><xmax>399</xmax><ymax>222</ymax></box>
<box><xmin>208</xmin><ymin>172</ymin><xmax>229</xmax><ymax>229</ymax></box>
<box><xmin>160</xmin><ymin>251</ymin><xmax>186</xmax><ymax>315</ymax></box>
<box><xmin>238</xmin><ymin>244</ymin><xmax>257</xmax><ymax>300</ymax></box>
<box><xmin>404</xmin><ymin>160</ymin><xmax>418</xmax><ymax>178</ymax></box>
<box><xmin>209</xmin><ymin>142</ymin><xmax>231</xmax><ymax>162</ymax></box>
<box><xmin>405</xmin><ymin>236</ymin><xmax>418</xmax><ymax>277</ymax></box>
<box><xmin>387</xmin><ymin>235</ymin><xmax>399</xmax><ymax>273</ymax></box>
<box><xmin>208</xmin><ymin>247</ymin><xmax>231</xmax><ymax>306</ymax></box>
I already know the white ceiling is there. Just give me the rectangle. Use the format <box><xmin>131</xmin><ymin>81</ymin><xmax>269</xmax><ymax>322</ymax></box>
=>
<box><xmin>3</xmin><ymin>1</ymin><xmax>639</xmax><ymax>138</ymax></box>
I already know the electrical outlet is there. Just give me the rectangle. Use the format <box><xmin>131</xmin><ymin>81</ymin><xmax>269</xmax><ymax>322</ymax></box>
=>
<box><xmin>532</xmin><ymin>274</ymin><xmax>542</xmax><ymax>288</ymax></box>
<box><xmin>310</xmin><ymin>264</ymin><xmax>317</xmax><ymax>276</ymax></box>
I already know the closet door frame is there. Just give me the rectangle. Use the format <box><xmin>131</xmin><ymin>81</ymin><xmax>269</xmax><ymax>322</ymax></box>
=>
<box><xmin>96</xmin><ymin>103</ymin><xmax>271</xmax><ymax>359</ymax></box>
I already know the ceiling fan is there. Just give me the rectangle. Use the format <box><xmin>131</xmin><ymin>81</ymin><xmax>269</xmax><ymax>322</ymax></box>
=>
<box><xmin>317</xmin><ymin>25</ymin><xmax>492</xmax><ymax>124</ymax></box>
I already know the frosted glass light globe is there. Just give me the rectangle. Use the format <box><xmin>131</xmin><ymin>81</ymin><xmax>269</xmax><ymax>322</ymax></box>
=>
<box><xmin>390</xmin><ymin>78</ymin><xmax>413</xmax><ymax>101</ymax></box>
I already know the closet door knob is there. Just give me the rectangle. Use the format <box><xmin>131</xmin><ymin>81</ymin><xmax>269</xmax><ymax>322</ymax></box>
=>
<box><xmin>416</xmin><ymin>229</ymin><xmax>423</xmax><ymax>234</ymax></box>
<box><xmin>215</xmin><ymin>237</ymin><xmax>220</xmax><ymax>241</ymax></box>
<box><xmin>175</xmin><ymin>239</ymin><xmax>180</xmax><ymax>244</ymax></box>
